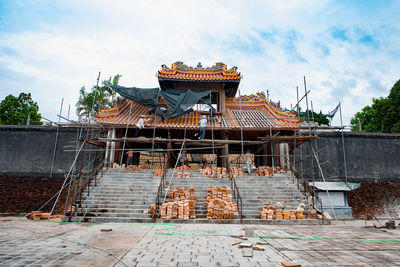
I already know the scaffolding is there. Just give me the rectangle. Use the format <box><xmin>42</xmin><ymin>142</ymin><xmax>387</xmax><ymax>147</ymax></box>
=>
<box><xmin>41</xmin><ymin>78</ymin><xmax>362</xmax><ymax>223</ymax></box>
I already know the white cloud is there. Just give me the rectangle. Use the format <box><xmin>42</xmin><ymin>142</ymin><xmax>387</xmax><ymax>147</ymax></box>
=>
<box><xmin>0</xmin><ymin>0</ymin><xmax>399</xmax><ymax>126</ymax></box>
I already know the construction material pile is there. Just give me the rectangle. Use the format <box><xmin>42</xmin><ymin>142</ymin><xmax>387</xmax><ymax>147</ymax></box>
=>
<box><xmin>229</xmin><ymin>167</ymin><xmax>243</xmax><ymax>178</ymax></box>
<box><xmin>174</xmin><ymin>165</ymin><xmax>191</xmax><ymax>171</ymax></box>
<box><xmin>25</xmin><ymin>211</ymin><xmax>63</xmax><ymax>220</ymax></box>
<box><xmin>204</xmin><ymin>186</ymin><xmax>238</xmax><ymax>219</ymax></box>
<box><xmin>143</xmin><ymin>204</ymin><xmax>157</xmax><ymax>215</ymax></box>
<box><xmin>112</xmin><ymin>163</ymin><xmax>124</xmax><ymax>168</ymax></box>
<box><xmin>153</xmin><ymin>169</ymin><xmax>164</xmax><ymax>177</ymax></box>
<box><xmin>260</xmin><ymin>205</ymin><xmax>306</xmax><ymax>220</ymax></box>
<box><xmin>159</xmin><ymin>187</ymin><xmax>196</xmax><ymax>219</ymax></box>
<box><xmin>200</xmin><ymin>167</ymin><xmax>240</xmax><ymax>178</ymax></box>
<box><xmin>159</xmin><ymin>201</ymin><xmax>196</xmax><ymax>219</ymax></box>
<box><xmin>255</xmin><ymin>166</ymin><xmax>291</xmax><ymax>176</ymax></box>
<box><xmin>177</xmin><ymin>171</ymin><xmax>190</xmax><ymax>178</ymax></box>
<box><xmin>125</xmin><ymin>165</ymin><xmax>142</xmax><ymax>171</ymax></box>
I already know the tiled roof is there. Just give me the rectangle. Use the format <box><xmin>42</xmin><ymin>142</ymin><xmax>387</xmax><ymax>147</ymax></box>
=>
<box><xmin>157</xmin><ymin>61</ymin><xmax>241</xmax><ymax>82</ymax></box>
<box><xmin>96</xmin><ymin>99</ymin><xmax>299</xmax><ymax>130</ymax></box>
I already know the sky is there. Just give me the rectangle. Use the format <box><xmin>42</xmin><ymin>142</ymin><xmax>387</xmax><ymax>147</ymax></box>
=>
<box><xmin>0</xmin><ymin>0</ymin><xmax>399</xmax><ymax>126</ymax></box>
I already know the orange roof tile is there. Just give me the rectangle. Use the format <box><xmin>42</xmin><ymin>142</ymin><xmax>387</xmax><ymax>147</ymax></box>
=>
<box><xmin>158</xmin><ymin>61</ymin><xmax>241</xmax><ymax>82</ymax></box>
<box><xmin>96</xmin><ymin>99</ymin><xmax>299</xmax><ymax>130</ymax></box>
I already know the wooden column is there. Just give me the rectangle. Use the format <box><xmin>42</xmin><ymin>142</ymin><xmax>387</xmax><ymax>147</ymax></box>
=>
<box><xmin>166</xmin><ymin>130</ymin><xmax>175</xmax><ymax>169</ymax></box>
<box><xmin>221</xmin><ymin>131</ymin><xmax>229</xmax><ymax>168</ymax></box>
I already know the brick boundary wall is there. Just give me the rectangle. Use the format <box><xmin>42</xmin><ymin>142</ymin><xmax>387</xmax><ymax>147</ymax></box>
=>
<box><xmin>348</xmin><ymin>182</ymin><xmax>400</xmax><ymax>219</ymax></box>
<box><xmin>0</xmin><ymin>176</ymin><xmax>68</xmax><ymax>215</ymax></box>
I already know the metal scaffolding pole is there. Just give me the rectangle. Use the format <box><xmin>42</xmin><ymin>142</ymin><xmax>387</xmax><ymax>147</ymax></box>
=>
<box><xmin>49</xmin><ymin>98</ymin><xmax>63</xmax><ymax>178</ymax></box>
<box><xmin>339</xmin><ymin>102</ymin><xmax>348</xmax><ymax>182</ymax></box>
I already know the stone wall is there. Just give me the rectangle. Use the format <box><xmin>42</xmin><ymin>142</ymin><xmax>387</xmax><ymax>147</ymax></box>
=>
<box><xmin>296</xmin><ymin>131</ymin><xmax>400</xmax><ymax>183</ymax></box>
<box><xmin>0</xmin><ymin>125</ymin><xmax>103</xmax><ymax>178</ymax></box>
<box><xmin>0</xmin><ymin>125</ymin><xmax>104</xmax><ymax>214</ymax></box>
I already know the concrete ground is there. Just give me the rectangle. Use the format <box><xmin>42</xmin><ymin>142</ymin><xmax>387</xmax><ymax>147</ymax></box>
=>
<box><xmin>0</xmin><ymin>218</ymin><xmax>399</xmax><ymax>267</ymax></box>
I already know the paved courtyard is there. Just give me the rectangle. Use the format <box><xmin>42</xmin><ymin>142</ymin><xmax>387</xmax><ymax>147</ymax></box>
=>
<box><xmin>0</xmin><ymin>218</ymin><xmax>399</xmax><ymax>266</ymax></box>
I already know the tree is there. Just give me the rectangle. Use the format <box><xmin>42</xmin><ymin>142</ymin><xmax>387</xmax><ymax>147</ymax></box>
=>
<box><xmin>351</xmin><ymin>79</ymin><xmax>400</xmax><ymax>133</ymax></box>
<box><xmin>76</xmin><ymin>74</ymin><xmax>121</xmax><ymax>121</ymax></box>
<box><xmin>299</xmin><ymin>109</ymin><xmax>330</xmax><ymax>126</ymax></box>
<box><xmin>0</xmin><ymin>93</ymin><xmax>43</xmax><ymax>125</ymax></box>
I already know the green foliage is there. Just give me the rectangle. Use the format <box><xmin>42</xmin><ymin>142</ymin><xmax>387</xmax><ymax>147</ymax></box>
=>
<box><xmin>351</xmin><ymin>79</ymin><xmax>400</xmax><ymax>133</ymax></box>
<box><xmin>75</xmin><ymin>74</ymin><xmax>121</xmax><ymax>120</ymax></box>
<box><xmin>0</xmin><ymin>93</ymin><xmax>43</xmax><ymax>125</ymax></box>
<box><xmin>299</xmin><ymin>110</ymin><xmax>330</xmax><ymax>126</ymax></box>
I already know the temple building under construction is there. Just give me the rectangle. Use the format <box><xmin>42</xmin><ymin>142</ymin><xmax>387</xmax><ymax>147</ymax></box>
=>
<box><xmin>94</xmin><ymin>61</ymin><xmax>312</xmax><ymax>171</ymax></box>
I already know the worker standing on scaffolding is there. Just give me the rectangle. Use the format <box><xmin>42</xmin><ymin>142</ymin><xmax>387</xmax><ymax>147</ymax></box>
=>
<box><xmin>199</xmin><ymin>115</ymin><xmax>207</xmax><ymax>139</ymax></box>
<box><xmin>179</xmin><ymin>151</ymin><xmax>187</xmax><ymax>167</ymax></box>
<box><xmin>243</xmin><ymin>150</ymin><xmax>254</xmax><ymax>174</ymax></box>
<box><xmin>126</xmin><ymin>150</ymin><xmax>134</xmax><ymax>166</ymax></box>
<box><xmin>134</xmin><ymin>115</ymin><xmax>150</xmax><ymax>138</ymax></box>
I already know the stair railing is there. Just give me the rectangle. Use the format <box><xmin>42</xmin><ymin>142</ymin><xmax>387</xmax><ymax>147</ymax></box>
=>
<box><xmin>292</xmin><ymin>167</ymin><xmax>323</xmax><ymax>213</ymax></box>
<box><xmin>230</xmin><ymin>177</ymin><xmax>243</xmax><ymax>223</ymax></box>
<box><xmin>69</xmin><ymin>158</ymin><xmax>106</xmax><ymax>217</ymax></box>
<box><xmin>154</xmin><ymin>156</ymin><xmax>168</xmax><ymax>219</ymax></box>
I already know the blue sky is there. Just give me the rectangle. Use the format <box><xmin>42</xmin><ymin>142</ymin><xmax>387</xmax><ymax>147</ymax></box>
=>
<box><xmin>0</xmin><ymin>0</ymin><xmax>399</xmax><ymax>125</ymax></box>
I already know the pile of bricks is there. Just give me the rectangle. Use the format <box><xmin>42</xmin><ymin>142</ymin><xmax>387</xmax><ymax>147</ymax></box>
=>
<box><xmin>112</xmin><ymin>163</ymin><xmax>123</xmax><ymax>168</ymax></box>
<box><xmin>177</xmin><ymin>172</ymin><xmax>190</xmax><ymax>178</ymax></box>
<box><xmin>204</xmin><ymin>186</ymin><xmax>238</xmax><ymax>219</ymax></box>
<box><xmin>125</xmin><ymin>165</ymin><xmax>142</xmax><ymax>171</ymax></box>
<box><xmin>255</xmin><ymin>166</ymin><xmax>291</xmax><ymax>176</ymax></box>
<box><xmin>260</xmin><ymin>205</ymin><xmax>275</xmax><ymax>220</ymax></box>
<box><xmin>200</xmin><ymin>167</ymin><xmax>232</xmax><ymax>178</ymax></box>
<box><xmin>260</xmin><ymin>206</ymin><xmax>304</xmax><ymax>220</ymax></box>
<box><xmin>229</xmin><ymin>167</ymin><xmax>243</xmax><ymax>178</ymax></box>
<box><xmin>153</xmin><ymin>169</ymin><xmax>164</xmax><ymax>177</ymax></box>
<box><xmin>174</xmin><ymin>165</ymin><xmax>191</xmax><ymax>171</ymax></box>
<box><xmin>160</xmin><ymin>200</ymin><xmax>195</xmax><ymax>219</ymax></box>
<box><xmin>304</xmin><ymin>209</ymin><xmax>318</xmax><ymax>219</ymax></box>
<box><xmin>143</xmin><ymin>204</ymin><xmax>157</xmax><ymax>215</ymax></box>
<box><xmin>165</xmin><ymin>187</ymin><xmax>197</xmax><ymax>202</ymax></box>
<box><xmin>25</xmin><ymin>211</ymin><xmax>63</xmax><ymax>220</ymax></box>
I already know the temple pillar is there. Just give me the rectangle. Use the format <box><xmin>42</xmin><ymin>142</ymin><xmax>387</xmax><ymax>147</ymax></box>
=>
<box><xmin>279</xmin><ymin>143</ymin><xmax>290</xmax><ymax>170</ymax></box>
<box><xmin>221</xmin><ymin>131</ymin><xmax>229</xmax><ymax>168</ymax></box>
<box><xmin>274</xmin><ymin>143</ymin><xmax>280</xmax><ymax>168</ymax></box>
<box><xmin>166</xmin><ymin>130</ymin><xmax>175</xmax><ymax>169</ymax></box>
<box><xmin>109</xmin><ymin>128</ymin><xmax>116</xmax><ymax>164</ymax></box>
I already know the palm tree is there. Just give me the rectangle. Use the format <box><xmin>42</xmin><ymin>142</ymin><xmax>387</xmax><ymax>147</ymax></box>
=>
<box><xmin>75</xmin><ymin>74</ymin><xmax>122</xmax><ymax>121</ymax></box>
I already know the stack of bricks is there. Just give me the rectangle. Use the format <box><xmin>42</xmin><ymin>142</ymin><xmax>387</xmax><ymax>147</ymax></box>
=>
<box><xmin>143</xmin><ymin>204</ymin><xmax>157</xmax><ymax>215</ymax></box>
<box><xmin>229</xmin><ymin>167</ymin><xmax>243</xmax><ymax>178</ymax></box>
<box><xmin>125</xmin><ymin>165</ymin><xmax>142</xmax><ymax>171</ymax></box>
<box><xmin>159</xmin><ymin>187</ymin><xmax>196</xmax><ymax>219</ymax></box>
<box><xmin>177</xmin><ymin>172</ymin><xmax>190</xmax><ymax>178</ymax></box>
<box><xmin>255</xmin><ymin>166</ymin><xmax>292</xmax><ymax>176</ymax></box>
<box><xmin>153</xmin><ymin>169</ymin><xmax>164</xmax><ymax>177</ymax></box>
<box><xmin>204</xmin><ymin>186</ymin><xmax>238</xmax><ymax>219</ymax></box>
<box><xmin>160</xmin><ymin>200</ymin><xmax>195</xmax><ymax>219</ymax></box>
<box><xmin>260</xmin><ymin>205</ymin><xmax>275</xmax><ymax>220</ymax></box>
<box><xmin>275</xmin><ymin>209</ymin><xmax>283</xmax><ymax>220</ymax></box>
<box><xmin>304</xmin><ymin>209</ymin><xmax>318</xmax><ymax>219</ymax></box>
<box><xmin>175</xmin><ymin>165</ymin><xmax>191</xmax><ymax>171</ymax></box>
<box><xmin>165</xmin><ymin>187</ymin><xmax>196</xmax><ymax>202</ymax></box>
<box><xmin>199</xmin><ymin>167</ymin><xmax>234</xmax><ymax>178</ymax></box>
<box><xmin>260</xmin><ymin>206</ymin><xmax>305</xmax><ymax>220</ymax></box>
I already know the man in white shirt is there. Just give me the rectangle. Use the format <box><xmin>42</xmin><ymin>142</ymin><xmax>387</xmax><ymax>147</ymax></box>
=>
<box><xmin>199</xmin><ymin>115</ymin><xmax>207</xmax><ymax>139</ymax></box>
<box><xmin>134</xmin><ymin>115</ymin><xmax>151</xmax><ymax>137</ymax></box>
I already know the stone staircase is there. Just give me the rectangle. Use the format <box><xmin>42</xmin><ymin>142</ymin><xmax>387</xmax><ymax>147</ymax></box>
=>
<box><xmin>68</xmin><ymin>168</ymin><xmax>160</xmax><ymax>223</ymax></box>
<box><xmin>66</xmin><ymin>168</ymin><xmax>308</xmax><ymax>224</ymax></box>
<box><xmin>235</xmin><ymin>173</ymin><xmax>305</xmax><ymax>220</ymax></box>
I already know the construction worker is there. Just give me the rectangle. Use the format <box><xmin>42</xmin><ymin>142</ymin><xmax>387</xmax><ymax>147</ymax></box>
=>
<box><xmin>243</xmin><ymin>150</ymin><xmax>254</xmax><ymax>173</ymax></box>
<box><xmin>179</xmin><ymin>152</ymin><xmax>187</xmax><ymax>167</ymax></box>
<box><xmin>134</xmin><ymin>115</ymin><xmax>151</xmax><ymax>138</ymax></box>
<box><xmin>199</xmin><ymin>115</ymin><xmax>207</xmax><ymax>139</ymax></box>
<box><xmin>126</xmin><ymin>150</ymin><xmax>134</xmax><ymax>165</ymax></box>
